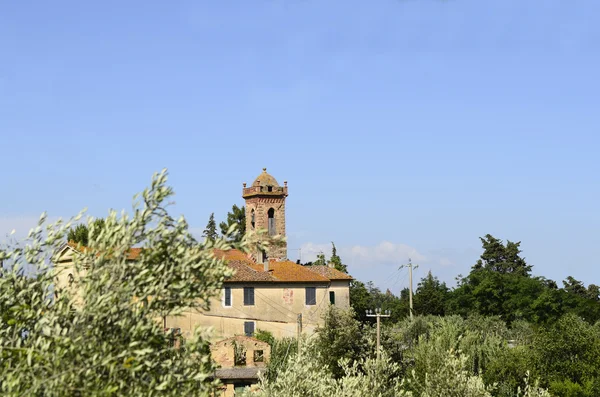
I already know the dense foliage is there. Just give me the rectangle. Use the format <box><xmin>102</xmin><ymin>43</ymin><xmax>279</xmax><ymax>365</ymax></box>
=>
<box><xmin>250</xmin><ymin>309</ymin><xmax>553</xmax><ymax>397</ymax></box>
<box><xmin>349</xmin><ymin>235</ymin><xmax>600</xmax><ymax>327</ymax></box>
<box><xmin>219</xmin><ymin>204</ymin><xmax>246</xmax><ymax>243</ymax></box>
<box><xmin>66</xmin><ymin>218</ymin><xmax>106</xmax><ymax>246</ymax></box>
<box><xmin>1</xmin><ymin>170</ymin><xmax>233</xmax><ymax>396</ymax></box>
<box><xmin>3</xmin><ymin>171</ymin><xmax>598</xmax><ymax>396</ymax></box>
<box><xmin>252</xmin><ymin>234</ymin><xmax>600</xmax><ymax>396</ymax></box>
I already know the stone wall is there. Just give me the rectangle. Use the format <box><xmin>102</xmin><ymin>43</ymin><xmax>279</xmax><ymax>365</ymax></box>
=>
<box><xmin>210</xmin><ymin>335</ymin><xmax>271</xmax><ymax>368</ymax></box>
<box><xmin>244</xmin><ymin>196</ymin><xmax>287</xmax><ymax>260</ymax></box>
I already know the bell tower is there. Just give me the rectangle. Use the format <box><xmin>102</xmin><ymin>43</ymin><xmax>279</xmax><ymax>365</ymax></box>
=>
<box><xmin>243</xmin><ymin>168</ymin><xmax>288</xmax><ymax>262</ymax></box>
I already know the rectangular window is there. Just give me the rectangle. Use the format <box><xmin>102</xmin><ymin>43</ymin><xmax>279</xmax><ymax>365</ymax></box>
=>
<box><xmin>329</xmin><ymin>291</ymin><xmax>335</xmax><ymax>305</ymax></box>
<box><xmin>244</xmin><ymin>287</ymin><xmax>255</xmax><ymax>306</ymax></box>
<box><xmin>306</xmin><ymin>287</ymin><xmax>316</xmax><ymax>305</ymax></box>
<box><xmin>244</xmin><ymin>321</ymin><xmax>255</xmax><ymax>337</ymax></box>
<box><xmin>224</xmin><ymin>287</ymin><xmax>231</xmax><ymax>307</ymax></box>
<box><xmin>253</xmin><ymin>350</ymin><xmax>264</xmax><ymax>363</ymax></box>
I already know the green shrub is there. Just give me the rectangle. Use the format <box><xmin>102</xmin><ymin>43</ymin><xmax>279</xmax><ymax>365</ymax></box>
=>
<box><xmin>0</xmin><ymin>170</ymin><xmax>232</xmax><ymax>396</ymax></box>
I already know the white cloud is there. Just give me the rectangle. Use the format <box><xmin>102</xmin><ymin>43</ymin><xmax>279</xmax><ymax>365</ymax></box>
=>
<box><xmin>347</xmin><ymin>241</ymin><xmax>426</xmax><ymax>267</ymax></box>
<box><xmin>296</xmin><ymin>240</ymin><xmax>467</xmax><ymax>292</ymax></box>
<box><xmin>296</xmin><ymin>242</ymin><xmax>332</xmax><ymax>263</ymax></box>
<box><xmin>298</xmin><ymin>240</ymin><xmax>426</xmax><ymax>267</ymax></box>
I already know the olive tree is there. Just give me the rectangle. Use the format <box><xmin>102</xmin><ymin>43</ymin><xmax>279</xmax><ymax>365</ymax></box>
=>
<box><xmin>0</xmin><ymin>169</ymin><xmax>234</xmax><ymax>396</ymax></box>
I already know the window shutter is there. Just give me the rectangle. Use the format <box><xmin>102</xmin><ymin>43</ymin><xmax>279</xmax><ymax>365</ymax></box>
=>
<box><xmin>244</xmin><ymin>321</ymin><xmax>255</xmax><ymax>336</ymax></box>
<box><xmin>306</xmin><ymin>287</ymin><xmax>316</xmax><ymax>305</ymax></box>
<box><xmin>329</xmin><ymin>291</ymin><xmax>335</xmax><ymax>305</ymax></box>
<box><xmin>244</xmin><ymin>287</ymin><xmax>254</xmax><ymax>306</ymax></box>
<box><xmin>224</xmin><ymin>287</ymin><xmax>231</xmax><ymax>306</ymax></box>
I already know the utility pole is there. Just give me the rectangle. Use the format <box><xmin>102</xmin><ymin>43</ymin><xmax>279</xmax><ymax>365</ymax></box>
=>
<box><xmin>400</xmin><ymin>258</ymin><xmax>419</xmax><ymax>320</ymax></box>
<box><xmin>366</xmin><ymin>308</ymin><xmax>391</xmax><ymax>361</ymax></box>
<box><xmin>297</xmin><ymin>313</ymin><xmax>302</xmax><ymax>352</ymax></box>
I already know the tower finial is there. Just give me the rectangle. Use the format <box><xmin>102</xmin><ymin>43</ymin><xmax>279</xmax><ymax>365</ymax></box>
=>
<box><xmin>263</xmin><ymin>167</ymin><xmax>267</xmax><ymax>172</ymax></box>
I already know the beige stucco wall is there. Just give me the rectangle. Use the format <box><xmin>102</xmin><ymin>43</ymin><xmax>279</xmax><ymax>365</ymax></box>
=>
<box><xmin>53</xmin><ymin>247</ymin><xmax>89</xmax><ymax>305</ymax></box>
<box><xmin>54</xmin><ymin>250</ymin><xmax>352</xmax><ymax>342</ymax></box>
<box><xmin>329</xmin><ymin>280</ymin><xmax>351</xmax><ymax>309</ymax></box>
<box><xmin>166</xmin><ymin>281</ymin><xmax>350</xmax><ymax>341</ymax></box>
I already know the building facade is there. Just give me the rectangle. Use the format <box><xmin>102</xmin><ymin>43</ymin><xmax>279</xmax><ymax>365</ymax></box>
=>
<box><xmin>242</xmin><ymin>168</ymin><xmax>288</xmax><ymax>262</ymax></box>
<box><xmin>166</xmin><ymin>250</ymin><xmax>352</xmax><ymax>340</ymax></box>
<box><xmin>54</xmin><ymin>169</ymin><xmax>353</xmax><ymax>342</ymax></box>
<box><xmin>165</xmin><ymin>169</ymin><xmax>352</xmax><ymax>340</ymax></box>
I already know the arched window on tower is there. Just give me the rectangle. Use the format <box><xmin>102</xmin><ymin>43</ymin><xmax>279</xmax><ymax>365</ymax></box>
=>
<box><xmin>251</xmin><ymin>209</ymin><xmax>255</xmax><ymax>230</ymax></box>
<box><xmin>268</xmin><ymin>208</ymin><xmax>275</xmax><ymax>236</ymax></box>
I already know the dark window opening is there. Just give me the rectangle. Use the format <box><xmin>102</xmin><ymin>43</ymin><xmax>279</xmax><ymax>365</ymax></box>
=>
<box><xmin>224</xmin><ymin>287</ymin><xmax>231</xmax><ymax>306</ymax></box>
<box><xmin>244</xmin><ymin>321</ymin><xmax>255</xmax><ymax>337</ymax></box>
<box><xmin>244</xmin><ymin>287</ymin><xmax>255</xmax><ymax>306</ymax></box>
<box><xmin>251</xmin><ymin>209</ymin><xmax>255</xmax><ymax>230</ymax></box>
<box><xmin>329</xmin><ymin>291</ymin><xmax>335</xmax><ymax>305</ymax></box>
<box><xmin>234</xmin><ymin>344</ymin><xmax>247</xmax><ymax>366</ymax></box>
<box><xmin>167</xmin><ymin>328</ymin><xmax>182</xmax><ymax>349</ymax></box>
<box><xmin>268</xmin><ymin>186</ymin><xmax>273</xmax><ymax>192</ymax></box>
<box><xmin>253</xmin><ymin>349</ymin><xmax>264</xmax><ymax>362</ymax></box>
<box><xmin>306</xmin><ymin>287</ymin><xmax>316</xmax><ymax>305</ymax></box>
<box><xmin>268</xmin><ymin>208</ymin><xmax>275</xmax><ymax>236</ymax></box>
<box><xmin>257</xmin><ymin>249</ymin><xmax>268</xmax><ymax>264</ymax></box>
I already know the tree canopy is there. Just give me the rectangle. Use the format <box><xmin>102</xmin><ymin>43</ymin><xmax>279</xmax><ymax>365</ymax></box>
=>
<box><xmin>202</xmin><ymin>212</ymin><xmax>218</xmax><ymax>242</ymax></box>
<box><xmin>414</xmin><ymin>271</ymin><xmax>449</xmax><ymax>316</ymax></box>
<box><xmin>0</xmin><ymin>170</ymin><xmax>232</xmax><ymax>395</ymax></box>
<box><xmin>472</xmin><ymin>234</ymin><xmax>532</xmax><ymax>276</ymax></box>
<box><xmin>219</xmin><ymin>204</ymin><xmax>246</xmax><ymax>242</ymax></box>
<box><xmin>66</xmin><ymin>218</ymin><xmax>105</xmax><ymax>246</ymax></box>
<box><xmin>329</xmin><ymin>242</ymin><xmax>347</xmax><ymax>273</ymax></box>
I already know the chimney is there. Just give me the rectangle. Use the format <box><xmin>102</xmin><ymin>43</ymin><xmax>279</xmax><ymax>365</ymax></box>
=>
<box><xmin>264</xmin><ymin>260</ymin><xmax>269</xmax><ymax>272</ymax></box>
<box><xmin>328</xmin><ymin>261</ymin><xmax>334</xmax><ymax>268</ymax></box>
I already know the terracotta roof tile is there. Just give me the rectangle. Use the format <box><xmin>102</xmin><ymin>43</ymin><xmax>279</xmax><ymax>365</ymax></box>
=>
<box><xmin>304</xmin><ymin>265</ymin><xmax>353</xmax><ymax>281</ymax></box>
<box><xmin>225</xmin><ymin>260</ymin><xmax>278</xmax><ymax>283</ymax></box>
<box><xmin>65</xmin><ymin>244</ymin><xmax>349</xmax><ymax>284</ymax></box>
<box><xmin>213</xmin><ymin>249</ymin><xmax>353</xmax><ymax>283</ymax></box>
<box><xmin>247</xmin><ymin>260</ymin><xmax>331</xmax><ymax>283</ymax></box>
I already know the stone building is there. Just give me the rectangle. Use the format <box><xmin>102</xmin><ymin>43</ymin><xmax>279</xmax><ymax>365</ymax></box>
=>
<box><xmin>210</xmin><ymin>335</ymin><xmax>270</xmax><ymax>396</ymax></box>
<box><xmin>165</xmin><ymin>169</ymin><xmax>352</xmax><ymax>340</ymax></box>
<box><xmin>168</xmin><ymin>248</ymin><xmax>352</xmax><ymax>340</ymax></box>
<box><xmin>243</xmin><ymin>168</ymin><xmax>288</xmax><ymax>262</ymax></box>
<box><xmin>54</xmin><ymin>169</ymin><xmax>353</xmax><ymax>342</ymax></box>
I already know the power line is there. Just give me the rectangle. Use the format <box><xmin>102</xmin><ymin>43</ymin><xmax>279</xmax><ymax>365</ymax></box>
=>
<box><xmin>383</xmin><ymin>267</ymin><xmax>404</xmax><ymax>292</ymax></box>
<box><xmin>206</xmin><ymin>306</ymin><xmax>297</xmax><ymax>336</ymax></box>
<box><xmin>254</xmin><ymin>290</ymin><xmax>298</xmax><ymax>318</ymax></box>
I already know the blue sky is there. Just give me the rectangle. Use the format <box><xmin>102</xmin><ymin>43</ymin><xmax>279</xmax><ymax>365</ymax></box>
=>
<box><xmin>1</xmin><ymin>0</ymin><xmax>599</xmax><ymax>292</ymax></box>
